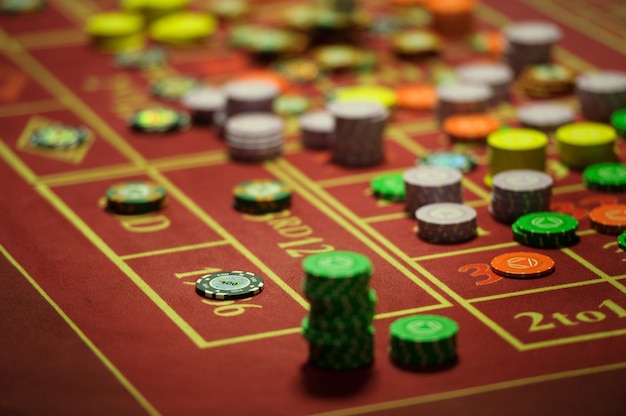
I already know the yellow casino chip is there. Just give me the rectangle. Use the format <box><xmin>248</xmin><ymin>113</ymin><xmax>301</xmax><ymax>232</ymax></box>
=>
<box><xmin>487</xmin><ymin>128</ymin><xmax>548</xmax><ymax>150</ymax></box>
<box><xmin>555</xmin><ymin>122</ymin><xmax>617</xmax><ymax>145</ymax></box>
<box><xmin>334</xmin><ymin>85</ymin><xmax>397</xmax><ymax>108</ymax></box>
<box><xmin>85</xmin><ymin>12</ymin><xmax>145</xmax><ymax>52</ymax></box>
<box><xmin>149</xmin><ymin>12</ymin><xmax>218</xmax><ymax>45</ymax></box>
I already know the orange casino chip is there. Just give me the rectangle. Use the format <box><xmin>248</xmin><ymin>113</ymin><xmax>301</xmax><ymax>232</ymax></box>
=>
<box><xmin>588</xmin><ymin>204</ymin><xmax>626</xmax><ymax>235</ymax></box>
<box><xmin>444</xmin><ymin>114</ymin><xmax>501</xmax><ymax>141</ymax></box>
<box><xmin>424</xmin><ymin>0</ymin><xmax>477</xmax><ymax>13</ymax></box>
<box><xmin>394</xmin><ymin>84</ymin><xmax>437</xmax><ymax>110</ymax></box>
<box><xmin>490</xmin><ymin>252</ymin><xmax>555</xmax><ymax>278</ymax></box>
<box><xmin>233</xmin><ymin>70</ymin><xmax>290</xmax><ymax>93</ymax></box>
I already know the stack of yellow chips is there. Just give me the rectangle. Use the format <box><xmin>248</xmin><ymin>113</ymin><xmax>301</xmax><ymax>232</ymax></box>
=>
<box><xmin>85</xmin><ymin>12</ymin><xmax>145</xmax><ymax>53</ymax></box>
<box><xmin>121</xmin><ymin>0</ymin><xmax>190</xmax><ymax>22</ymax></box>
<box><xmin>555</xmin><ymin>122</ymin><xmax>618</xmax><ymax>169</ymax></box>
<box><xmin>332</xmin><ymin>85</ymin><xmax>397</xmax><ymax>109</ymax></box>
<box><xmin>149</xmin><ymin>12</ymin><xmax>218</xmax><ymax>46</ymax></box>
<box><xmin>486</xmin><ymin>128</ymin><xmax>548</xmax><ymax>184</ymax></box>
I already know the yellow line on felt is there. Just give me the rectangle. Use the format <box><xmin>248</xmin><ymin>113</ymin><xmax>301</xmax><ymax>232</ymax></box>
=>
<box><xmin>0</xmin><ymin>139</ymin><xmax>38</xmax><ymax>185</ymax></box>
<box><xmin>312</xmin><ymin>361</ymin><xmax>626</xmax><ymax>416</ymax></box>
<box><xmin>562</xmin><ymin>248</ymin><xmax>626</xmax><ymax>296</ymax></box>
<box><xmin>146</xmin><ymin>170</ymin><xmax>310</xmax><ymax>311</ymax></box>
<box><xmin>467</xmin><ymin>278</ymin><xmax>607</xmax><ymax>304</ymax></box>
<box><xmin>0</xmin><ymin>99</ymin><xmax>65</xmax><ymax>117</ymax></box>
<box><xmin>201</xmin><ymin>328</ymin><xmax>302</xmax><ymax>349</ymax></box>
<box><xmin>120</xmin><ymin>240</ymin><xmax>230</xmax><ymax>260</ymax></box>
<box><xmin>14</xmin><ymin>29</ymin><xmax>86</xmax><ymax>50</ymax></box>
<box><xmin>35</xmin><ymin>184</ymin><xmax>209</xmax><ymax>348</ymax></box>
<box><xmin>411</xmin><ymin>241</ymin><xmax>519</xmax><ymax>262</ymax></box>
<box><xmin>0</xmin><ymin>245</ymin><xmax>161</xmax><ymax>416</ymax></box>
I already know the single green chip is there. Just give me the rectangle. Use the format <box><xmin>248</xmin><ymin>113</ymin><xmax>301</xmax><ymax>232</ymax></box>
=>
<box><xmin>418</xmin><ymin>151</ymin><xmax>477</xmax><ymax>173</ymax></box>
<box><xmin>114</xmin><ymin>46</ymin><xmax>167</xmax><ymax>69</ymax></box>
<box><xmin>129</xmin><ymin>107</ymin><xmax>190</xmax><ymax>132</ymax></box>
<box><xmin>618</xmin><ymin>231</ymin><xmax>626</xmax><ymax>251</ymax></box>
<box><xmin>106</xmin><ymin>181</ymin><xmax>166</xmax><ymax>204</ymax></box>
<box><xmin>390</xmin><ymin>315</ymin><xmax>458</xmax><ymax>343</ymax></box>
<box><xmin>29</xmin><ymin>124</ymin><xmax>90</xmax><ymax>149</ymax></box>
<box><xmin>1</xmin><ymin>0</ymin><xmax>44</xmax><ymax>14</ymax></box>
<box><xmin>514</xmin><ymin>212</ymin><xmax>579</xmax><ymax>236</ymax></box>
<box><xmin>302</xmin><ymin>251</ymin><xmax>372</xmax><ymax>279</ymax></box>
<box><xmin>371</xmin><ymin>173</ymin><xmax>405</xmax><ymax>201</ymax></box>
<box><xmin>233</xmin><ymin>179</ymin><xmax>291</xmax><ymax>203</ymax></box>
<box><xmin>583</xmin><ymin>162</ymin><xmax>626</xmax><ymax>190</ymax></box>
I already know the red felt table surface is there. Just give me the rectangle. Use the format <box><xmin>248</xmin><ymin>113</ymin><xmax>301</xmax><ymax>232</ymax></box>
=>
<box><xmin>1</xmin><ymin>1</ymin><xmax>626</xmax><ymax>415</ymax></box>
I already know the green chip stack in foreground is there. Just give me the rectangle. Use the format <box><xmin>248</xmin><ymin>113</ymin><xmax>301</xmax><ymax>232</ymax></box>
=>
<box><xmin>512</xmin><ymin>211</ymin><xmax>579</xmax><ymax>248</ymax></box>
<box><xmin>301</xmin><ymin>251</ymin><xmax>376</xmax><ymax>370</ymax></box>
<box><xmin>583</xmin><ymin>162</ymin><xmax>626</xmax><ymax>192</ymax></box>
<box><xmin>389</xmin><ymin>315</ymin><xmax>458</xmax><ymax>367</ymax></box>
<box><xmin>232</xmin><ymin>179</ymin><xmax>292</xmax><ymax>214</ymax></box>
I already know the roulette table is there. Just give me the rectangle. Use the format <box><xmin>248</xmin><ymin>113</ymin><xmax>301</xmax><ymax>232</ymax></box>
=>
<box><xmin>1</xmin><ymin>0</ymin><xmax>625</xmax><ymax>415</ymax></box>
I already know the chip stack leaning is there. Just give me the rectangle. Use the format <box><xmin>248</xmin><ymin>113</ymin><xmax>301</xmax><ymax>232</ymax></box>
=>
<box><xmin>327</xmin><ymin>100</ymin><xmax>389</xmax><ymax>167</ymax></box>
<box><xmin>301</xmin><ymin>251</ymin><xmax>376</xmax><ymax>370</ymax></box>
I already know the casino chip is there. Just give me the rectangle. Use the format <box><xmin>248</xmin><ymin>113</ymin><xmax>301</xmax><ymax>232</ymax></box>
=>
<box><xmin>371</xmin><ymin>172</ymin><xmax>405</xmax><ymax>202</ymax></box>
<box><xmin>114</xmin><ymin>46</ymin><xmax>167</xmax><ymax>69</ymax></box>
<box><xmin>418</xmin><ymin>151</ymin><xmax>477</xmax><ymax>172</ymax></box>
<box><xmin>391</xmin><ymin>29</ymin><xmax>441</xmax><ymax>57</ymax></box>
<box><xmin>232</xmin><ymin>179</ymin><xmax>292</xmax><ymax>214</ymax></box>
<box><xmin>1</xmin><ymin>0</ymin><xmax>45</xmax><ymax>14</ymax></box>
<box><xmin>490</xmin><ymin>252</ymin><xmax>555</xmax><ymax>279</ymax></box>
<box><xmin>394</xmin><ymin>84</ymin><xmax>437</xmax><ymax>110</ymax></box>
<box><xmin>389</xmin><ymin>315</ymin><xmax>458</xmax><ymax>367</ymax></box>
<box><xmin>273</xmin><ymin>94</ymin><xmax>311</xmax><ymax>116</ymax></box>
<box><xmin>105</xmin><ymin>181</ymin><xmax>167</xmax><ymax>215</ymax></box>
<box><xmin>195</xmin><ymin>271</ymin><xmax>264</xmax><ymax>300</ymax></box>
<box><xmin>512</xmin><ymin>212</ymin><xmax>579</xmax><ymax>248</ymax></box>
<box><xmin>489</xmin><ymin>170</ymin><xmax>553</xmax><ymax>224</ymax></box>
<box><xmin>588</xmin><ymin>204</ymin><xmax>626</xmax><ymax>235</ymax></box>
<box><xmin>129</xmin><ymin>107</ymin><xmax>191</xmax><ymax>133</ymax></box>
<box><xmin>443</xmin><ymin>113</ymin><xmax>501</xmax><ymax>143</ymax></box>
<box><xmin>273</xmin><ymin>57</ymin><xmax>322</xmax><ymax>84</ymax></box>
<box><xmin>28</xmin><ymin>124</ymin><xmax>91</xmax><ymax>149</ymax></box>
<box><xmin>555</xmin><ymin>122</ymin><xmax>618</xmax><ymax>169</ymax></box>
<box><xmin>85</xmin><ymin>11</ymin><xmax>146</xmax><ymax>53</ymax></box>
<box><xmin>583</xmin><ymin>163</ymin><xmax>626</xmax><ymax>192</ymax></box>
<box><xmin>415</xmin><ymin>203</ymin><xmax>477</xmax><ymax>244</ymax></box>
<box><xmin>149</xmin><ymin>12</ymin><xmax>218</xmax><ymax>46</ymax></box>
<box><xmin>151</xmin><ymin>75</ymin><xmax>202</xmax><ymax>100</ymax></box>
<box><xmin>332</xmin><ymin>85</ymin><xmax>397</xmax><ymax>108</ymax></box>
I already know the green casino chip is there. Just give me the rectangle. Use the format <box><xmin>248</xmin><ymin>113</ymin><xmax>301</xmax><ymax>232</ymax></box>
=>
<box><xmin>390</xmin><ymin>315</ymin><xmax>458</xmax><ymax>343</ymax></box>
<box><xmin>418</xmin><ymin>151</ymin><xmax>477</xmax><ymax>173</ymax></box>
<box><xmin>302</xmin><ymin>251</ymin><xmax>372</xmax><ymax>279</ymax></box>
<box><xmin>371</xmin><ymin>172</ymin><xmax>405</xmax><ymax>202</ymax></box>
<box><xmin>514</xmin><ymin>212</ymin><xmax>579</xmax><ymax>237</ymax></box>
<box><xmin>105</xmin><ymin>181</ymin><xmax>167</xmax><ymax>215</ymax></box>
<box><xmin>195</xmin><ymin>271</ymin><xmax>264</xmax><ymax>300</ymax></box>
<box><xmin>150</xmin><ymin>75</ymin><xmax>201</xmax><ymax>100</ymax></box>
<box><xmin>29</xmin><ymin>124</ymin><xmax>90</xmax><ymax>149</ymax></box>
<box><xmin>129</xmin><ymin>107</ymin><xmax>190</xmax><ymax>133</ymax></box>
<box><xmin>273</xmin><ymin>94</ymin><xmax>311</xmax><ymax>116</ymax></box>
<box><xmin>618</xmin><ymin>231</ymin><xmax>626</xmax><ymax>251</ymax></box>
<box><xmin>583</xmin><ymin>162</ymin><xmax>626</xmax><ymax>192</ymax></box>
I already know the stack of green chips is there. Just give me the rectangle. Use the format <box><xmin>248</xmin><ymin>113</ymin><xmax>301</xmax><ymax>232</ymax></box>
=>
<box><xmin>301</xmin><ymin>251</ymin><xmax>376</xmax><ymax>370</ymax></box>
<box><xmin>583</xmin><ymin>162</ymin><xmax>626</xmax><ymax>192</ymax></box>
<box><xmin>389</xmin><ymin>315</ymin><xmax>458</xmax><ymax>367</ymax></box>
<box><xmin>512</xmin><ymin>212</ymin><xmax>579</xmax><ymax>248</ymax></box>
<box><xmin>618</xmin><ymin>231</ymin><xmax>626</xmax><ymax>251</ymax></box>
